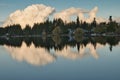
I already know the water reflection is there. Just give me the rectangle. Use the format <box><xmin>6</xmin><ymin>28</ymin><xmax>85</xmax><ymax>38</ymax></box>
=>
<box><xmin>5</xmin><ymin>42</ymin><xmax>56</xmax><ymax>66</ymax></box>
<box><xmin>56</xmin><ymin>43</ymin><xmax>103</xmax><ymax>60</ymax></box>
<box><xmin>0</xmin><ymin>36</ymin><xmax>120</xmax><ymax>66</ymax></box>
<box><xmin>5</xmin><ymin>42</ymin><xmax>102</xmax><ymax>66</ymax></box>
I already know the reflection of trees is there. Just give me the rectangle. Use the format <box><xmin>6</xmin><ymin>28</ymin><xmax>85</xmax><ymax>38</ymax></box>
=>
<box><xmin>52</xmin><ymin>35</ymin><xmax>61</xmax><ymax>46</ymax></box>
<box><xmin>107</xmin><ymin>37</ymin><xmax>119</xmax><ymax>46</ymax></box>
<box><xmin>2</xmin><ymin>36</ymin><xmax>120</xmax><ymax>66</ymax></box>
<box><xmin>106</xmin><ymin>37</ymin><xmax>119</xmax><ymax>51</ymax></box>
<box><xmin>74</xmin><ymin>36</ymin><xmax>83</xmax><ymax>43</ymax></box>
<box><xmin>0</xmin><ymin>37</ymin><xmax>23</xmax><ymax>47</ymax></box>
<box><xmin>94</xmin><ymin>37</ymin><xmax>106</xmax><ymax>45</ymax></box>
<box><xmin>23</xmin><ymin>37</ymin><xmax>32</xmax><ymax>47</ymax></box>
<box><xmin>0</xmin><ymin>36</ymin><xmax>119</xmax><ymax>52</ymax></box>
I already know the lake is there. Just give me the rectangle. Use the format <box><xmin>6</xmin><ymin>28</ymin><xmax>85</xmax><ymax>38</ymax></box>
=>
<box><xmin>0</xmin><ymin>36</ymin><xmax>120</xmax><ymax>80</ymax></box>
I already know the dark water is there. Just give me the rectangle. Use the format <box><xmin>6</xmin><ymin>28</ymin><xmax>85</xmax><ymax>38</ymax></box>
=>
<box><xmin>0</xmin><ymin>36</ymin><xmax>120</xmax><ymax>80</ymax></box>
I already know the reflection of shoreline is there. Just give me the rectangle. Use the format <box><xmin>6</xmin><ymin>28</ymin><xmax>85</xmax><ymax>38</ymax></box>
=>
<box><xmin>4</xmin><ymin>42</ymin><xmax>114</xmax><ymax>66</ymax></box>
<box><xmin>0</xmin><ymin>36</ymin><xmax>120</xmax><ymax>51</ymax></box>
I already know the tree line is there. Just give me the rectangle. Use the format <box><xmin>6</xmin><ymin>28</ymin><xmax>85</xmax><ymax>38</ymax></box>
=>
<box><xmin>0</xmin><ymin>16</ymin><xmax>120</xmax><ymax>36</ymax></box>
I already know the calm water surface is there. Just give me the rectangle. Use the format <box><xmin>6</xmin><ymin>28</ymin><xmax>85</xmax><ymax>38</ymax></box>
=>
<box><xmin>0</xmin><ymin>37</ymin><xmax>120</xmax><ymax>80</ymax></box>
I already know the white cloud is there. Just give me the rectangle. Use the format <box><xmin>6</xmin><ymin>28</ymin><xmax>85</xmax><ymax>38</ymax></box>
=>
<box><xmin>3</xmin><ymin>4</ymin><xmax>55</xmax><ymax>29</ymax></box>
<box><xmin>54</xmin><ymin>7</ymin><xmax>88</xmax><ymax>22</ymax></box>
<box><xmin>3</xmin><ymin>4</ymin><xmax>111</xmax><ymax>28</ymax></box>
<box><xmin>54</xmin><ymin>6</ymin><xmax>103</xmax><ymax>23</ymax></box>
<box><xmin>114</xmin><ymin>17</ymin><xmax>120</xmax><ymax>23</ymax></box>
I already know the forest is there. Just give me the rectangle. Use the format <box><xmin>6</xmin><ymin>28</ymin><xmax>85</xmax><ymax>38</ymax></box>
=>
<box><xmin>0</xmin><ymin>16</ymin><xmax>120</xmax><ymax>37</ymax></box>
<box><xmin>0</xmin><ymin>16</ymin><xmax>120</xmax><ymax>51</ymax></box>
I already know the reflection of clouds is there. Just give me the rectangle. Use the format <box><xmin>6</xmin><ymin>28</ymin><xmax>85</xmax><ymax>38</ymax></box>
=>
<box><xmin>4</xmin><ymin>42</ymin><xmax>119</xmax><ymax>66</ymax></box>
<box><xmin>55</xmin><ymin>46</ymin><xmax>85</xmax><ymax>60</ymax></box>
<box><xmin>55</xmin><ymin>43</ymin><xmax>104</xmax><ymax>60</ymax></box>
<box><xmin>5</xmin><ymin>42</ymin><xmax>55</xmax><ymax>66</ymax></box>
<box><xmin>119</xmin><ymin>42</ymin><xmax>120</xmax><ymax>46</ymax></box>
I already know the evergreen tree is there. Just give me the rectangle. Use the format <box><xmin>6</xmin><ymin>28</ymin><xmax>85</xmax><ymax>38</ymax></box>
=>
<box><xmin>76</xmin><ymin>16</ymin><xmax>80</xmax><ymax>28</ymax></box>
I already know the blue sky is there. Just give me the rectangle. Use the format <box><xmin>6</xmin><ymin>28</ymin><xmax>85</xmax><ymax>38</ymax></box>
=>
<box><xmin>0</xmin><ymin>0</ymin><xmax>120</xmax><ymax>21</ymax></box>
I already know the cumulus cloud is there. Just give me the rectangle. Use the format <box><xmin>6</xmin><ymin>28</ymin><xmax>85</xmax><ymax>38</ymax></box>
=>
<box><xmin>114</xmin><ymin>17</ymin><xmax>120</xmax><ymax>23</ymax></box>
<box><xmin>3</xmin><ymin>4</ymin><xmax>55</xmax><ymax>29</ymax></box>
<box><xmin>54</xmin><ymin>7</ymin><xmax>88</xmax><ymax>22</ymax></box>
<box><xmin>3</xmin><ymin>4</ymin><xmax>110</xmax><ymax>29</ymax></box>
<box><xmin>54</xmin><ymin>6</ymin><xmax>103</xmax><ymax>23</ymax></box>
<box><xmin>5</xmin><ymin>42</ymin><xmax>56</xmax><ymax>66</ymax></box>
<box><xmin>86</xmin><ymin>7</ymin><xmax>98</xmax><ymax>23</ymax></box>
